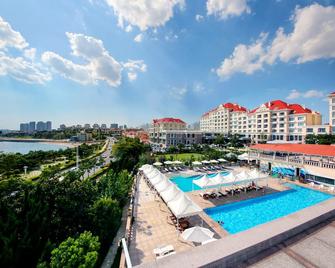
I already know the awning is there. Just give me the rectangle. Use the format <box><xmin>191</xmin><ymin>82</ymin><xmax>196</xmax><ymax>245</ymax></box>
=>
<box><xmin>167</xmin><ymin>193</ymin><xmax>202</xmax><ymax>218</ymax></box>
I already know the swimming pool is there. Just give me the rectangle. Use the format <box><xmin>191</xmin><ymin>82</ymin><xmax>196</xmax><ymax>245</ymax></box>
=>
<box><xmin>170</xmin><ymin>171</ymin><xmax>229</xmax><ymax>192</ymax></box>
<box><xmin>205</xmin><ymin>183</ymin><xmax>333</xmax><ymax>234</ymax></box>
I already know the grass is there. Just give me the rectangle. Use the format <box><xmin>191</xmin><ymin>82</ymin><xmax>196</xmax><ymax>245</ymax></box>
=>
<box><xmin>156</xmin><ymin>153</ymin><xmax>204</xmax><ymax>162</ymax></box>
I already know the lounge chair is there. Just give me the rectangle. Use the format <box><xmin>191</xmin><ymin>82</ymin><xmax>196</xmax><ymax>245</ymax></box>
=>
<box><xmin>200</xmin><ymin>192</ymin><xmax>210</xmax><ymax>200</ymax></box>
<box><xmin>218</xmin><ymin>191</ymin><xmax>227</xmax><ymax>198</ymax></box>
<box><xmin>153</xmin><ymin>245</ymin><xmax>176</xmax><ymax>259</ymax></box>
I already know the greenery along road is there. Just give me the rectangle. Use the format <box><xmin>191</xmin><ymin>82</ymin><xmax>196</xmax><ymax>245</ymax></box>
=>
<box><xmin>0</xmin><ymin>142</ymin><xmax>105</xmax><ymax>180</ymax></box>
<box><xmin>0</xmin><ymin>137</ymin><xmax>150</xmax><ymax>268</ymax></box>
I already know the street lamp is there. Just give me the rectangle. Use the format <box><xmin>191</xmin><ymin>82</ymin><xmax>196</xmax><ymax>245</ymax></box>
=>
<box><xmin>23</xmin><ymin>166</ymin><xmax>28</xmax><ymax>175</ymax></box>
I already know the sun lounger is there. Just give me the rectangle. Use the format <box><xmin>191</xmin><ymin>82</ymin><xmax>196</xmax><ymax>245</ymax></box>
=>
<box><xmin>153</xmin><ymin>245</ymin><xmax>176</xmax><ymax>259</ymax></box>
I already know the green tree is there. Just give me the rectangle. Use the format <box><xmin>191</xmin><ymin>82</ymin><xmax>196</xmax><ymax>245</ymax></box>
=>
<box><xmin>50</xmin><ymin>231</ymin><xmax>100</xmax><ymax>268</ymax></box>
<box><xmin>89</xmin><ymin>197</ymin><xmax>121</xmax><ymax>247</ymax></box>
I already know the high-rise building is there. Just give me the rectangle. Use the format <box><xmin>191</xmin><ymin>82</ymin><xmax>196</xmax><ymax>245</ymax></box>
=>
<box><xmin>46</xmin><ymin>121</ymin><xmax>52</xmax><ymax>131</ymax></box>
<box><xmin>28</xmin><ymin>121</ymin><xmax>36</xmax><ymax>133</ymax></box>
<box><xmin>101</xmin><ymin>124</ymin><xmax>107</xmax><ymax>129</ymax></box>
<box><xmin>93</xmin><ymin>123</ymin><xmax>100</xmax><ymax>129</ymax></box>
<box><xmin>20</xmin><ymin>123</ymin><xmax>29</xmax><ymax>132</ymax></box>
<box><xmin>36</xmin><ymin>121</ymin><xmax>46</xmax><ymax>132</ymax></box>
<box><xmin>329</xmin><ymin>92</ymin><xmax>335</xmax><ymax>133</ymax></box>
<box><xmin>84</xmin><ymin>124</ymin><xmax>91</xmax><ymax>129</ymax></box>
<box><xmin>59</xmin><ymin>124</ymin><xmax>66</xmax><ymax>130</ymax></box>
<box><xmin>200</xmin><ymin>100</ymin><xmax>322</xmax><ymax>143</ymax></box>
<box><xmin>110</xmin><ymin>123</ymin><xmax>118</xmax><ymax>129</ymax></box>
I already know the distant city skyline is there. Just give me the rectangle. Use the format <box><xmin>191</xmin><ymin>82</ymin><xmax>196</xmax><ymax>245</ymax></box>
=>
<box><xmin>0</xmin><ymin>1</ymin><xmax>334</xmax><ymax>129</ymax></box>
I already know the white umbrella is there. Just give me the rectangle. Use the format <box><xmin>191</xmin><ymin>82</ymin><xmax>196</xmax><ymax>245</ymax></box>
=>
<box><xmin>218</xmin><ymin>158</ymin><xmax>227</xmax><ymax>163</ymax></box>
<box><xmin>153</xmin><ymin>162</ymin><xmax>163</xmax><ymax>166</ymax></box>
<box><xmin>181</xmin><ymin>226</ymin><xmax>214</xmax><ymax>243</ymax></box>
<box><xmin>164</xmin><ymin>160</ymin><xmax>173</xmax><ymax>165</ymax></box>
<box><xmin>173</xmin><ymin>160</ymin><xmax>183</xmax><ymax>165</ymax></box>
<box><xmin>210</xmin><ymin>159</ymin><xmax>219</xmax><ymax>164</ymax></box>
<box><xmin>201</xmin><ymin>160</ymin><xmax>210</xmax><ymax>164</ymax></box>
<box><xmin>192</xmin><ymin>161</ymin><xmax>202</xmax><ymax>166</ymax></box>
<box><xmin>237</xmin><ymin>153</ymin><xmax>249</xmax><ymax>161</ymax></box>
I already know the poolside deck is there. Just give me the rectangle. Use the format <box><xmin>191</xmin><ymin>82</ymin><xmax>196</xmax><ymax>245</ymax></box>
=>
<box><xmin>128</xmin><ymin>176</ymin><xmax>225</xmax><ymax>266</ymax></box>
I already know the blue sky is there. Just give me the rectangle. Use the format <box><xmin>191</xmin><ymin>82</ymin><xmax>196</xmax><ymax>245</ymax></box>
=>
<box><xmin>0</xmin><ymin>0</ymin><xmax>334</xmax><ymax>129</ymax></box>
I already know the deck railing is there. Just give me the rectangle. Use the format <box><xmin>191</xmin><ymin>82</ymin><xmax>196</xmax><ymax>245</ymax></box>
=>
<box><xmin>249</xmin><ymin>152</ymin><xmax>335</xmax><ymax>170</ymax></box>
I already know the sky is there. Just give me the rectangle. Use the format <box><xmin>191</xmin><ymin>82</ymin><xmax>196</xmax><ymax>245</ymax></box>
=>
<box><xmin>0</xmin><ymin>0</ymin><xmax>334</xmax><ymax>129</ymax></box>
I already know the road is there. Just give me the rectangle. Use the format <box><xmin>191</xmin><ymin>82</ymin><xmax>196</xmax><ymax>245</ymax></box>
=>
<box><xmin>58</xmin><ymin>137</ymin><xmax>116</xmax><ymax>180</ymax></box>
<box><xmin>81</xmin><ymin>137</ymin><xmax>115</xmax><ymax>179</ymax></box>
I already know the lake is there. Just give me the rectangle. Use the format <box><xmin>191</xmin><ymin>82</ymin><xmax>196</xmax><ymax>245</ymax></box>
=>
<box><xmin>0</xmin><ymin>141</ymin><xmax>69</xmax><ymax>154</ymax></box>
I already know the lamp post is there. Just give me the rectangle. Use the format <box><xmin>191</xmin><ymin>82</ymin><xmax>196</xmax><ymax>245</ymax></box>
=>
<box><xmin>23</xmin><ymin>166</ymin><xmax>28</xmax><ymax>175</ymax></box>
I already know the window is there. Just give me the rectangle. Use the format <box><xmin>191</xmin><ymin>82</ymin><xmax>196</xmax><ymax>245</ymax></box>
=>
<box><xmin>289</xmin><ymin>123</ymin><xmax>294</xmax><ymax>127</ymax></box>
<box><xmin>298</xmin><ymin>122</ymin><xmax>305</xmax><ymax>126</ymax></box>
<box><xmin>289</xmin><ymin>117</ymin><xmax>294</xmax><ymax>121</ymax></box>
<box><xmin>298</xmin><ymin>116</ymin><xmax>304</xmax><ymax>120</ymax></box>
<box><xmin>306</xmin><ymin>128</ymin><xmax>313</xmax><ymax>133</ymax></box>
<box><xmin>318</xmin><ymin>128</ymin><xmax>326</xmax><ymax>133</ymax></box>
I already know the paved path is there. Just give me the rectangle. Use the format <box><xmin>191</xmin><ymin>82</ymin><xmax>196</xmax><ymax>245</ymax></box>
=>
<box><xmin>246</xmin><ymin>218</ymin><xmax>335</xmax><ymax>268</ymax></box>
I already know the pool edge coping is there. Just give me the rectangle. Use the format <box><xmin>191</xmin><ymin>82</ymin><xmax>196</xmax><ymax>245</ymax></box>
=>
<box><xmin>136</xmin><ymin>196</ymin><xmax>335</xmax><ymax>268</ymax></box>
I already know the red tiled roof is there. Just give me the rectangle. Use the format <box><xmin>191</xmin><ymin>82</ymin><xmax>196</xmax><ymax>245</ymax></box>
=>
<box><xmin>250</xmin><ymin>144</ymin><xmax>335</xmax><ymax>157</ymax></box>
<box><xmin>223</xmin><ymin>102</ymin><xmax>247</xmax><ymax>112</ymax></box>
<box><xmin>153</xmin><ymin>118</ymin><xmax>186</xmax><ymax>124</ymax></box>
<box><xmin>249</xmin><ymin>100</ymin><xmax>314</xmax><ymax>114</ymax></box>
<box><xmin>330</xmin><ymin>92</ymin><xmax>335</xmax><ymax>95</ymax></box>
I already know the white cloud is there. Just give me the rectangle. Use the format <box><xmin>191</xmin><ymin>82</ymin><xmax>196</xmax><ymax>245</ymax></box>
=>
<box><xmin>215</xmin><ymin>4</ymin><xmax>335</xmax><ymax>79</ymax></box>
<box><xmin>195</xmin><ymin>14</ymin><xmax>204</xmax><ymax>22</ymax></box>
<box><xmin>125</xmin><ymin>25</ymin><xmax>133</xmax><ymax>32</ymax></box>
<box><xmin>134</xmin><ymin>33</ymin><xmax>143</xmax><ymax>43</ymax></box>
<box><xmin>23</xmin><ymin>48</ymin><xmax>36</xmax><ymax>60</ymax></box>
<box><xmin>169</xmin><ymin>86</ymin><xmax>187</xmax><ymax>100</ymax></box>
<box><xmin>268</xmin><ymin>4</ymin><xmax>335</xmax><ymax>64</ymax></box>
<box><xmin>104</xmin><ymin>0</ymin><xmax>185</xmax><ymax>31</ymax></box>
<box><xmin>41</xmin><ymin>51</ymin><xmax>95</xmax><ymax>85</ymax></box>
<box><xmin>192</xmin><ymin>82</ymin><xmax>205</xmax><ymax>93</ymax></box>
<box><xmin>0</xmin><ymin>16</ymin><xmax>28</xmax><ymax>50</ymax></box>
<box><xmin>123</xmin><ymin>59</ymin><xmax>147</xmax><ymax>81</ymax></box>
<box><xmin>207</xmin><ymin>0</ymin><xmax>250</xmax><ymax>20</ymax></box>
<box><xmin>286</xmin><ymin>89</ymin><xmax>325</xmax><ymax>100</ymax></box>
<box><xmin>0</xmin><ymin>17</ymin><xmax>50</xmax><ymax>84</ymax></box>
<box><xmin>216</xmin><ymin>34</ymin><xmax>267</xmax><ymax>79</ymax></box>
<box><xmin>42</xmin><ymin>33</ymin><xmax>146</xmax><ymax>87</ymax></box>
<box><xmin>0</xmin><ymin>51</ymin><xmax>51</xmax><ymax>84</ymax></box>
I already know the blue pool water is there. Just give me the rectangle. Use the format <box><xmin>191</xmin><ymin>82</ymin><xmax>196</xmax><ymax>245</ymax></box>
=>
<box><xmin>170</xmin><ymin>171</ymin><xmax>229</xmax><ymax>192</ymax></box>
<box><xmin>205</xmin><ymin>183</ymin><xmax>333</xmax><ymax>234</ymax></box>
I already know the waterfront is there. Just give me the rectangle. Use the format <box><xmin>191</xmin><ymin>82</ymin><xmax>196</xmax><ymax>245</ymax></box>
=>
<box><xmin>0</xmin><ymin>141</ymin><xmax>70</xmax><ymax>154</ymax></box>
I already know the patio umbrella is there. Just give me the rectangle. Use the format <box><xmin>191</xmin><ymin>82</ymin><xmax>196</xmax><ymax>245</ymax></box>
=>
<box><xmin>217</xmin><ymin>158</ymin><xmax>227</xmax><ymax>163</ymax></box>
<box><xmin>164</xmin><ymin>161</ymin><xmax>173</xmax><ymax>165</ymax></box>
<box><xmin>201</xmin><ymin>160</ymin><xmax>210</xmax><ymax>164</ymax></box>
<box><xmin>173</xmin><ymin>160</ymin><xmax>183</xmax><ymax>165</ymax></box>
<box><xmin>153</xmin><ymin>162</ymin><xmax>163</xmax><ymax>166</ymax></box>
<box><xmin>226</xmin><ymin>153</ymin><xmax>237</xmax><ymax>158</ymax></box>
<box><xmin>210</xmin><ymin>159</ymin><xmax>219</xmax><ymax>164</ymax></box>
<box><xmin>192</xmin><ymin>161</ymin><xmax>202</xmax><ymax>166</ymax></box>
<box><xmin>181</xmin><ymin>226</ymin><xmax>214</xmax><ymax>243</ymax></box>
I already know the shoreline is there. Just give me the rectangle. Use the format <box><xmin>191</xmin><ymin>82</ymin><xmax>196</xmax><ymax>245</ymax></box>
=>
<box><xmin>0</xmin><ymin>138</ymin><xmax>77</xmax><ymax>148</ymax></box>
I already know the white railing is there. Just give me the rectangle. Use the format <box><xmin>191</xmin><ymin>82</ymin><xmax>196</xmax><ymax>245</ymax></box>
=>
<box><xmin>251</xmin><ymin>153</ymin><xmax>335</xmax><ymax>170</ymax></box>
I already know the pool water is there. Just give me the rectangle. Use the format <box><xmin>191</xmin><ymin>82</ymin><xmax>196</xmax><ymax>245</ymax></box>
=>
<box><xmin>272</xmin><ymin>167</ymin><xmax>307</xmax><ymax>177</ymax></box>
<box><xmin>205</xmin><ymin>183</ymin><xmax>333</xmax><ymax>234</ymax></box>
<box><xmin>170</xmin><ymin>171</ymin><xmax>229</xmax><ymax>192</ymax></box>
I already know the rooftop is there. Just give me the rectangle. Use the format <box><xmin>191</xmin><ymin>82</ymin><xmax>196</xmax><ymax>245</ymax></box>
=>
<box><xmin>250</xmin><ymin>143</ymin><xmax>335</xmax><ymax>157</ymax></box>
<box><xmin>153</xmin><ymin>118</ymin><xmax>186</xmax><ymax>124</ymax></box>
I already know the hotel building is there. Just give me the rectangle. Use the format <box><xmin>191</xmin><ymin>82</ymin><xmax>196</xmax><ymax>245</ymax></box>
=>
<box><xmin>200</xmin><ymin>100</ymin><xmax>322</xmax><ymax>143</ymax></box>
<box><xmin>149</xmin><ymin>118</ymin><xmax>203</xmax><ymax>149</ymax></box>
<box><xmin>329</xmin><ymin>92</ymin><xmax>335</xmax><ymax>132</ymax></box>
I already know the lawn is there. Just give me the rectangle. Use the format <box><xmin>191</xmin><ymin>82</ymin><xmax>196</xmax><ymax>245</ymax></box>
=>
<box><xmin>156</xmin><ymin>153</ymin><xmax>204</xmax><ymax>162</ymax></box>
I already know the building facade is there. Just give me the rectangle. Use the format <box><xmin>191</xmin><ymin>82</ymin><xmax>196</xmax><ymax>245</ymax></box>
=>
<box><xmin>200</xmin><ymin>100</ymin><xmax>322</xmax><ymax>143</ymax></box>
<box><xmin>329</xmin><ymin>92</ymin><xmax>335</xmax><ymax>132</ymax></box>
<box><xmin>149</xmin><ymin>118</ymin><xmax>202</xmax><ymax>148</ymax></box>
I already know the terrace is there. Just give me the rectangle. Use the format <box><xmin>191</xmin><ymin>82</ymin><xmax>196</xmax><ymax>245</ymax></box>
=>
<box><xmin>120</xmin><ymin>163</ymin><xmax>334</xmax><ymax>268</ymax></box>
